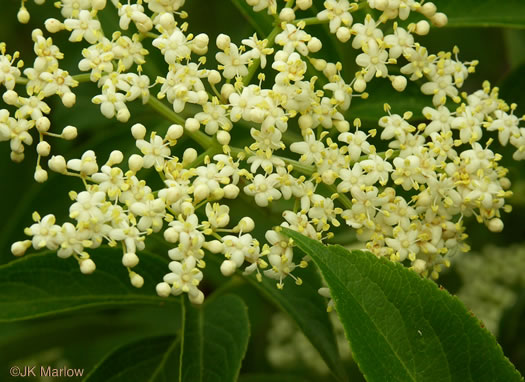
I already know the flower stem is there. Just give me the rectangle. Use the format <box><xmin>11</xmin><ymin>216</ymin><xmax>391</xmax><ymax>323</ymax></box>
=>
<box><xmin>147</xmin><ymin>96</ymin><xmax>214</xmax><ymax>149</ymax></box>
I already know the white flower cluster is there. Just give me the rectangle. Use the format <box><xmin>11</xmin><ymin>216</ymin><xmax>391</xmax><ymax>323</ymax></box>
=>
<box><xmin>4</xmin><ymin>0</ymin><xmax>525</xmax><ymax>303</ymax></box>
<box><xmin>454</xmin><ymin>244</ymin><xmax>525</xmax><ymax>335</ymax></box>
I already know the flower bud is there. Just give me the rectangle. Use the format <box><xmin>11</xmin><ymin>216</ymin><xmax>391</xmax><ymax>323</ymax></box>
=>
<box><xmin>185</xmin><ymin>117</ymin><xmax>200</xmax><ymax>132</ymax></box>
<box><xmin>324</xmin><ymin>63</ymin><xmax>337</xmax><ymax>78</ymax></box>
<box><xmin>216</xmin><ymin>34</ymin><xmax>231</xmax><ymax>50</ymax></box>
<box><xmin>208</xmin><ymin>70</ymin><xmax>221</xmax><ymax>85</ymax></box>
<box><xmin>391</xmin><ymin>75</ymin><xmax>407</xmax><ymax>92</ymax></box>
<box><xmin>11</xmin><ymin>152</ymin><xmax>24</xmax><ymax>162</ymax></box>
<box><xmin>62</xmin><ymin>92</ymin><xmax>76</xmax><ymax>107</ymax></box>
<box><xmin>130</xmin><ymin>202</ymin><xmax>147</xmax><ymax>216</ymax></box>
<box><xmin>298</xmin><ymin>114</ymin><xmax>313</xmax><ymax>130</ymax></box>
<box><xmin>161</xmin><ymin>187</ymin><xmax>181</xmax><ymax>204</ymax></box>
<box><xmin>415</xmin><ymin>20</ymin><xmax>430</xmax><ymax>35</ymax></box>
<box><xmin>193</xmin><ymin>33</ymin><xmax>209</xmax><ymax>47</ymax></box>
<box><xmin>164</xmin><ymin>227</ymin><xmax>179</xmax><ymax>243</ymax></box>
<box><xmin>431</xmin><ymin>12</ymin><xmax>448</xmax><ymax>27</ymax></box>
<box><xmin>61</xmin><ymin>125</ymin><xmax>77</xmax><ymax>140</ymax></box>
<box><xmin>354</xmin><ymin>78</ymin><xmax>367</xmax><ymax>92</ymax></box>
<box><xmin>336</xmin><ymin>27</ymin><xmax>351</xmax><ymax>43</ymax></box>
<box><xmin>122</xmin><ymin>252</ymin><xmax>139</xmax><ymax>268</ymax></box>
<box><xmin>412</xmin><ymin>259</ymin><xmax>427</xmax><ymax>274</ymax></box>
<box><xmin>220</xmin><ymin>260</ymin><xmax>237</xmax><ymax>276</ymax></box>
<box><xmin>217</xmin><ymin>130</ymin><xmax>231</xmax><ymax>145</ymax></box>
<box><xmin>297</xmin><ymin>0</ymin><xmax>312</xmax><ymax>10</ymax></box>
<box><xmin>308</xmin><ymin>37</ymin><xmax>322</xmax><ymax>52</ymax></box>
<box><xmin>45</xmin><ymin>18</ymin><xmax>64</xmax><ymax>33</ymax></box>
<box><xmin>204</xmin><ymin>240</ymin><xmax>224</xmax><ymax>253</ymax></box>
<box><xmin>334</xmin><ymin>120</ymin><xmax>350</xmax><ymax>133</ymax></box>
<box><xmin>131</xmin><ymin>124</ymin><xmax>146</xmax><ymax>141</ymax></box>
<box><xmin>3</xmin><ymin>90</ymin><xmax>19</xmax><ymax>105</ymax></box>
<box><xmin>159</xmin><ymin>13</ymin><xmax>175</xmax><ymax>29</ymax></box>
<box><xmin>156</xmin><ymin>282</ymin><xmax>171</xmax><ymax>297</ymax></box>
<box><xmin>279</xmin><ymin>7</ymin><xmax>295</xmax><ymax>22</ymax></box>
<box><xmin>130</xmin><ymin>272</ymin><xmax>144</xmax><ymax>288</ymax></box>
<box><xmin>223</xmin><ymin>184</ymin><xmax>239</xmax><ymax>199</ymax></box>
<box><xmin>234</xmin><ymin>217</ymin><xmax>255</xmax><ymax>233</ymax></box>
<box><xmin>488</xmin><ymin>218</ymin><xmax>504</xmax><ymax>233</ymax></box>
<box><xmin>182</xmin><ymin>148</ymin><xmax>198</xmax><ymax>164</ymax></box>
<box><xmin>189</xmin><ymin>290</ymin><xmax>204</xmax><ymax>304</ymax></box>
<box><xmin>92</xmin><ymin>0</ymin><xmax>107</xmax><ymax>10</ymax></box>
<box><xmin>210</xmin><ymin>187</ymin><xmax>225</xmax><ymax>200</ymax></box>
<box><xmin>49</xmin><ymin>155</ymin><xmax>67</xmax><ymax>173</ymax></box>
<box><xmin>166</xmin><ymin>124</ymin><xmax>184</xmax><ymax>140</ymax></box>
<box><xmin>500</xmin><ymin>177</ymin><xmax>511</xmax><ymax>190</ymax></box>
<box><xmin>106</xmin><ymin>150</ymin><xmax>124</xmax><ymax>166</ymax></box>
<box><xmin>80</xmin><ymin>258</ymin><xmax>96</xmax><ymax>274</ymax></box>
<box><xmin>192</xmin><ymin>33</ymin><xmax>209</xmax><ymax>54</ymax></box>
<box><xmin>420</xmin><ymin>2</ymin><xmax>437</xmax><ymax>17</ymax></box>
<box><xmin>36</xmin><ymin>141</ymin><xmax>51</xmax><ymax>157</ymax></box>
<box><xmin>11</xmin><ymin>240</ymin><xmax>31</xmax><ymax>256</ymax></box>
<box><xmin>36</xmin><ymin>117</ymin><xmax>51</xmax><ymax>133</ymax></box>
<box><xmin>17</xmin><ymin>7</ymin><xmax>30</xmax><ymax>24</ymax></box>
<box><xmin>128</xmin><ymin>154</ymin><xmax>143</xmax><ymax>172</ymax></box>
<box><xmin>34</xmin><ymin>167</ymin><xmax>48</xmax><ymax>183</ymax></box>
<box><xmin>194</xmin><ymin>184</ymin><xmax>210</xmax><ymax>202</ymax></box>
<box><xmin>116</xmin><ymin>108</ymin><xmax>130</xmax><ymax>122</ymax></box>
<box><xmin>221</xmin><ymin>83</ymin><xmax>235</xmax><ymax>102</ymax></box>
<box><xmin>310</xmin><ymin>58</ymin><xmax>327</xmax><ymax>71</ymax></box>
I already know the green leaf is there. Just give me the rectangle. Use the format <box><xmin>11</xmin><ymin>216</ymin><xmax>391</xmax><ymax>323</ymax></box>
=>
<box><xmin>83</xmin><ymin>335</ymin><xmax>180</xmax><ymax>382</ymax></box>
<box><xmin>282</xmin><ymin>228</ymin><xmax>523</xmax><ymax>382</ymax></box>
<box><xmin>0</xmin><ymin>248</ymin><xmax>174</xmax><ymax>322</ymax></box>
<box><xmin>244</xmin><ymin>264</ymin><xmax>348</xmax><ymax>381</ymax></box>
<box><xmin>439</xmin><ymin>0</ymin><xmax>525</xmax><ymax>29</ymax></box>
<box><xmin>179</xmin><ymin>294</ymin><xmax>250</xmax><ymax>382</ymax></box>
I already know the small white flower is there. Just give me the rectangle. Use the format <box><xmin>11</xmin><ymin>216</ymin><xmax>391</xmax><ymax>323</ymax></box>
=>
<box><xmin>244</xmin><ymin>174</ymin><xmax>282</xmax><ymax>207</ymax></box>
<box><xmin>136</xmin><ymin>133</ymin><xmax>171</xmax><ymax>169</ymax></box>
<box><xmin>163</xmin><ymin>257</ymin><xmax>204</xmax><ymax>304</ymax></box>
<box><xmin>216</xmin><ymin>43</ymin><xmax>249</xmax><ymax>79</ymax></box>
<box><xmin>64</xmin><ymin>10</ymin><xmax>102</xmax><ymax>44</ymax></box>
<box><xmin>317</xmin><ymin>0</ymin><xmax>353</xmax><ymax>34</ymax></box>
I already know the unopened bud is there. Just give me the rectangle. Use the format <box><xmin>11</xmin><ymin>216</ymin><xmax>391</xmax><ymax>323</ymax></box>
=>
<box><xmin>61</xmin><ymin>125</ymin><xmax>77</xmax><ymax>140</ymax></box>
<box><xmin>156</xmin><ymin>282</ymin><xmax>171</xmax><ymax>297</ymax></box>
<box><xmin>131</xmin><ymin>123</ymin><xmax>146</xmax><ymax>140</ymax></box>
<box><xmin>80</xmin><ymin>258</ymin><xmax>96</xmax><ymax>274</ymax></box>
<box><xmin>36</xmin><ymin>141</ymin><xmax>51</xmax><ymax>156</ymax></box>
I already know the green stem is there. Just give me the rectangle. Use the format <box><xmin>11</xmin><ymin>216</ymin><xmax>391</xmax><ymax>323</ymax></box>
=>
<box><xmin>293</xmin><ymin>17</ymin><xmax>328</xmax><ymax>26</ymax></box>
<box><xmin>72</xmin><ymin>73</ymin><xmax>93</xmax><ymax>83</ymax></box>
<box><xmin>15</xmin><ymin>77</ymin><xmax>28</xmax><ymax>85</ymax></box>
<box><xmin>147</xmin><ymin>96</ymin><xmax>214</xmax><ymax>149</ymax></box>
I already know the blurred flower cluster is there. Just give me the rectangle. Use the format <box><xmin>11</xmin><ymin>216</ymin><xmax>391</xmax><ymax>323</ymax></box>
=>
<box><xmin>454</xmin><ymin>244</ymin><xmax>525</xmax><ymax>335</ymax></box>
<box><xmin>2</xmin><ymin>0</ymin><xmax>524</xmax><ymax>303</ymax></box>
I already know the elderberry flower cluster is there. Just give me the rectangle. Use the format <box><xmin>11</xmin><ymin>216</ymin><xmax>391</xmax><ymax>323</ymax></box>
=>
<box><xmin>4</xmin><ymin>0</ymin><xmax>525</xmax><ymax>303</ymax></box>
